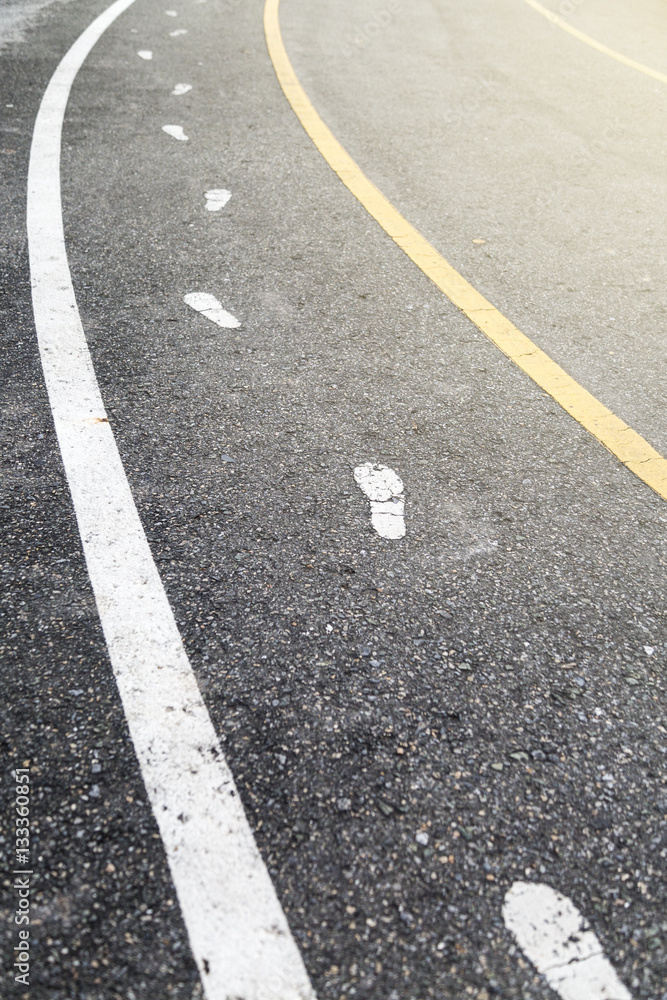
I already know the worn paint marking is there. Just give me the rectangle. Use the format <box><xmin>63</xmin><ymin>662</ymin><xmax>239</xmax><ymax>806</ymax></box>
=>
<box><xmin>503</xmin><ymin>882</ymin><xmax>632</xmax><ymax>1000</ymax></box>
<box><xmin>354</xmin><ymin>463</ymin><xmax>406</xmax><ymax>539</ymax></box>
<box><xmin>162</xmin><ymin>123</ymin><xmax>188</xmax><ymax>141</ymax></box>
<box><xmin>205</xmin><ymin>188</ymin><xmax>231</xmax><ymax>211</ymax></box>
<box><xmin>171</xmin><ymin>82</ymin><xmax>192</xmax><ymax>95</ymax></box>
<box><xmin>184</xmin><ymin>292</ymin><xmax>240</xmax><ymax>328</ymax></box>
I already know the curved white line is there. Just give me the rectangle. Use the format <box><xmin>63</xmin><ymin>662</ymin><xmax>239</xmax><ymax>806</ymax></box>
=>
<box><xmin>26</xmin><ymin>2</ymin><xmax>314</xmax><ymax>998</ymax></box>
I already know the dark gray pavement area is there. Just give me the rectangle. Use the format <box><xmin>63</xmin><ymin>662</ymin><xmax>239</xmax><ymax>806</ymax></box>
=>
<box><xmin>1</xmin><ymin>0</ymin><xmax>666</xmax><ymax>998</ymax></box>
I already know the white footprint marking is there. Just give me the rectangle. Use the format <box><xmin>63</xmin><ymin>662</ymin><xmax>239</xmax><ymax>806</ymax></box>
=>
<box><xmin>169</xmin><ymin>28</ymin><xmax>188</xmax><ymax>36</ymax></box>
<box><xmin>205</xmin><ymin>188</ymin><xmax>232</xmax><ymax>211</ymax></box>
<box><xmin>137</xmin><ymin>50</ymin><xmax>153</xmax><ymax>60</ymax></box>
<box><xmin>171</xmin><ymin>83</ymin><xmax>192</xmax><ymax>96</ymax></box>
<box><xmin>162</xmin><ymin>124</ymin><xmax>188</xmax><ymax>141</ymax></box>
<box><xmin>503</xmin><ymin>882</ymin><xmax>632</xmax><ymax>1000</ymax></box>
<box><xmin>184</xmin><ymin>292</ymin><xmax>240</xmax><ymax>329</ymax></box>
<box><xmin>353</xmin><ymin>463</ymin><xmax>405</xmax><ymax>540</ymax></box>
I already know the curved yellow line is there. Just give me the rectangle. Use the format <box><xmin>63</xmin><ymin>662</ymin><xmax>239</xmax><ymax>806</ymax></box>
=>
<box><xmin>521</xmin><ymin>0</ymin><xmax>667</xmax><ymax>87</ymax></box>
<box><xmin>263</xmin><ymin>0</ymin><xmax>667</xmax><ymax>502</ymax></box>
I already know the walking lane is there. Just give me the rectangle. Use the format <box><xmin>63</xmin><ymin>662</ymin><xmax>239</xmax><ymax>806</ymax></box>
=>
<box><xmin>26</xmin><ymin>0</ymin><xmax>314</xmax><ymax>995</ymax></box>
<box><xmin>1</xmin><ymin>4</ymin><xmax>207</xmax><ymax>996</ymax></box>
<box><xmin>2</xmin><ymin>0</ymin><xmax>667</xmax><ymax>996</ymax></box>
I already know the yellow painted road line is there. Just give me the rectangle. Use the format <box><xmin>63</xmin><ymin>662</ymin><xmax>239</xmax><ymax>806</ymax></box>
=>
<box><xmin>263</xmin><ymin>0</ymin><xmax>667</xmax><ymax>502</ymax></box>
<box><xmin>521</xmin><ymin>0</ymin><xmax>667</xmax><ymax>87</ymax></box>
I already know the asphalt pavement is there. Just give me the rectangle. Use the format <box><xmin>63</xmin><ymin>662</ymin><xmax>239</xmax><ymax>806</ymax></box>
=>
<box><xmin>1</xmin><ymin>0</ymin><xmax>667</xmax><ymax>998</ymax></box>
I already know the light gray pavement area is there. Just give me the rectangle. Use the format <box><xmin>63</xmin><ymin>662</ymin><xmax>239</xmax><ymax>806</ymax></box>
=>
<box><xmin>0</xmin><ymin>0</ymin><xmax>74</xmax><ymax>50</ymax></box>
<box><xmin>1</xmin><ymin>0</ymin><xmax>666</xmax><ymax>998</ymax></box>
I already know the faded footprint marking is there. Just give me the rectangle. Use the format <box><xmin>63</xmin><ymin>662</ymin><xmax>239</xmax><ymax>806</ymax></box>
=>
<box><xmin>353</xmin><ymin>463</ymin><xmax>405</xmax><ymax>540</ymax></box>
<box><xmin>205</xmin><ymin>188</ymin><xmax>231</xmax><ymax>211</ymax></box>
<box><xmin>184</xmin><ymin>292</ymin><xmax>240</xmax><ymax>329</ymax></box>
<box><xmin>162</xmin><ymin>124</ymin><xmax>188</xmax><ymax>141</ymax></box>
<box><xmin>503</xmin><ymin>882</ymin><xmax>632</xmax><ymax>1000</ymax></box>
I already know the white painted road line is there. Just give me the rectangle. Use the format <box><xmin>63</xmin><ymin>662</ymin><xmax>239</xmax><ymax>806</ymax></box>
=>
<box><xmin>184</xmin><ymin>291</ymin><xmax>240</xmax><ymax>327</ymax></box>
<box><xmin>169</xmin><ymin>27</ymin><xmax>188</xmax><ymax>36</ymax></box>
<box><xmin>162</xmin><ymin>123</ymin><xmax>188</xmax><ymax>141</ymax></box>
<box><xmin>204</xmin><ymin>187</ymin><xmax>231</xmax><ymax>211</ymax></box>
<box><xmin>503</xmin><ymin>882</ymin><xmax>632</xmax><ymax>1000</ymax></box>
<box><xmin>137</xmin><ymin>48</ymin><xmax>152</xmax><ymax>59</ymax></box>
<box><xmin>27</xmin><ymin>2</ymin><xmax>314</xmax><ymax>998</ymax></box>
<box><xmin>171</xmin><ymin>82</ymin><xmax>192</xmax><ymax>95</ymax></box>
<box><xmin>353</xmin><ymin>462</ymin><xmax>406</xmax><ymax>539</ymax></box>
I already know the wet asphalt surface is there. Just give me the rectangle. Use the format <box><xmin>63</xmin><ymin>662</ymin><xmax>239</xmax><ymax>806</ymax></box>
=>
<box><xmin>1</xmin><ymin>0</ymin><xmax>667</xmax><ymax>998</ymax></box>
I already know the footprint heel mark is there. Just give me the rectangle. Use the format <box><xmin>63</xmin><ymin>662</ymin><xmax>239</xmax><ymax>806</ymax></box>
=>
<box><xmin>205</xmin><ymin>188</ymin><xmax>232</xmax><ymax>211</ymax></box>
<box><xmin>162</xmin><ymin>124</ymin><xmax>188</xmax><ymax>141</ymax></box>
<box><xmin>353</xmin><ymin>462</ymin><xmax>406</xmax><ymax>540</ymax></box>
